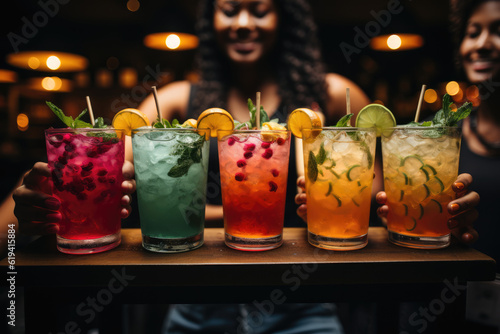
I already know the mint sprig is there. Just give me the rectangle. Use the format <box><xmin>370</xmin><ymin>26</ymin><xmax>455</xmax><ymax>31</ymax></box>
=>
<box><xmin>234</xmin><ymin>99</ymin><xmax>285</xmax><ymax>129</ymax></box>
<box><xmin>403</xmin><ymin>93</ymin><xmax>472</xmax><ymax>138</ymax></box>
<box><xmin>335</xmin><ymin>113</ymin><xmax>354</xmax><ymax>127</ymax></box>
<box><xmin>46</xmin><ymin>101</ymin><xmax>107</xmax><ymax>129</ymax></box>
<box><xmin>168</xmin><ymin>133</ymin><xmax>205</xmax><ymax>178</ymax></box>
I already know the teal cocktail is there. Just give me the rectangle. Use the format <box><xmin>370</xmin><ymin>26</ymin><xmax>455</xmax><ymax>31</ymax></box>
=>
<box><xmin>132</xmin><ymin>128</ymin><xmax>209</xmax><ymax>252</ymax></box>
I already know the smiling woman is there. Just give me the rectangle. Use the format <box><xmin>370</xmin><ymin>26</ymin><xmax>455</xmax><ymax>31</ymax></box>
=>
<box><xmin>450</xmin><ymin>0</ymin><xmax>500</xmax><ymax>271</ymax></box>
<box><xmin>459</xmin><ymin>1</ymin><xmax>500</xmax><ymax>83</ymax></box>
<box><xmin>213</xmin><ymin>0</ymin><xmax>279</xmax><ymax>64</ymax></box>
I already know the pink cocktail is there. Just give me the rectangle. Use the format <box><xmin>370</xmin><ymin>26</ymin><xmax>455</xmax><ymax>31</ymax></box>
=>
<box><xmin>45</xmin><ymin>128</ymin><xmax>125</xmax><ymax>254</ymax></box>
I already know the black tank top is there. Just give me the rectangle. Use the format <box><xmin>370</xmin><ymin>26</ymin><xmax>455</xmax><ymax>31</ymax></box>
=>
<box><xmin>186</xmin><ymin>84</ymin><xmax>303</xmax><ymax>227</ymax></box>
<box><xmin>458</xmin><ymin>124</ymin><xmax>500</xmax><ymax>271</ymax></box>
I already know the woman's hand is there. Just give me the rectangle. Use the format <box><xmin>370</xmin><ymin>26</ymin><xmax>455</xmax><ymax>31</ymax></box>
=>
<box><xmin>12</xmin><ymin>161</ymin><xmax>136</xmax><ymax>235</ymax></box>
<box><xmin>295</xmin><ymin>176</ymin><xmax>307</xmax><ymax>223</ymax></box>
<box><xmin>376</xmin><ymin>173</ymin><xmax>479</xmax><ymax>245</ymax></box>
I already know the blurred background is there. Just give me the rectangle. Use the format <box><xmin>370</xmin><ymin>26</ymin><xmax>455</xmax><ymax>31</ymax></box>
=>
<box><xmin>0</xmin><ymin>0</ymin><xmax>474</xmax><ymax>198</ymax></box>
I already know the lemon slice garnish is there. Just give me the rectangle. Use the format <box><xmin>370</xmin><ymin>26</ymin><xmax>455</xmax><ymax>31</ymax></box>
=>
<box><xmin>197</xmin><ymin>108</ymin><xmax>234</xmax><ymax>139</ymax></box>
<box><xmin>287</xmin><ymin>108</ymin><xmax>322</xmax><ymax>139</ymax></box>
<box><xmin>112</xmin><ymin>108</ymin><xmax>150</xmax><ymax>136</ymax></box>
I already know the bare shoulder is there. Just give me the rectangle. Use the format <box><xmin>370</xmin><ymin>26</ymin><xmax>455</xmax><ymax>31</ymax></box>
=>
<box><xmin>324</xmin><ymin>73</ymin><xmax>370</xmax><ymax>121</ymax></box>
<box><xmin>138</xmin><ymin>81</ymin><xmax>192</xmax><ymax>121</ymax></box>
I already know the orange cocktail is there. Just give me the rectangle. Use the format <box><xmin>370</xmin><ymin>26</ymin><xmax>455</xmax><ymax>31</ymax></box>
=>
<box><xmin>218</xmin><ymin>129</ymin><xmax>290</xmax><ymax>251</ymax></box>
<box><xmin>302</xmin><ymin>127</ymin><xmax>376</xmax><ymax>250</ymax></box>
<box><xmin>381</xmin><ymin>126</ymin><xmax>461</xmax><ymax>249</ymax></box>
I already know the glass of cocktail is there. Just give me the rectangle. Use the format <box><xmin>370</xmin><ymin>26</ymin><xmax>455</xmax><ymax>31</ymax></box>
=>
<box><xmin>302</xmin><ymin>127</ymin><xmax>376</xmax><ymax>250</ymax></box>
<box><xmin>381</xmin><ymin>126</ymin><xmax>462</xmax><ymax>249</ymax></box>
<box><xmin>132</xmin><ymin>127</ymin><xmax>209</xmax><ymax>253</ymax></box>
<box><xmin>45</xmin><ymin>128</ymin><xmax>125</xmax><ymax>254</ymax></box>
<box><xmin>218</xmin><ymin>129</ymin><xmax>291</xmax><ymax>251</ymax></box>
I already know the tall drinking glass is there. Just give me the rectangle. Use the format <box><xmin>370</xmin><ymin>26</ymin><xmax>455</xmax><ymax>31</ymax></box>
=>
<box><xmin>302</xmin><ymin>127</ymin><xmax>376</xmax><ymax>250</ymax></box>
<box><xmin>132</xmin><ymin>127</ymin><xmax>209</xmax><ymax>253</ymax></box>
<box><xmin>45</xmin><ymin>128</ymin><xmax>125</xmax><ymax>254</ymax></box>
<box><xmin>381</xmin><ymin>126</ymin><xmax>461</xmax><ymax>249</ymax></box>
<box><xmin>218</xmin><ymin>129</ymin><xmax>291</xmax><ymax>251</ymax></box>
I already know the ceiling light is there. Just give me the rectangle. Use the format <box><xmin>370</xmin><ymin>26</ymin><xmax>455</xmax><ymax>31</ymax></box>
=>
<box><xmin>7</xmin><ymin>51</ymin><xmax>88</xmax><ymax>72</ymax></box>
<box><xmin>370</xmin><ymin>34</ymin><xmax>424</xmax><ymax>51</ymax></box>
<box><xmin>144</xmin><ymin>32</ymin><xmax>198</xmax><ymax>51</ymax></box>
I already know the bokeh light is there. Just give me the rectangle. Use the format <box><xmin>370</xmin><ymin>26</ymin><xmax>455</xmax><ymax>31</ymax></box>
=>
<box><xmin>387</xmin><ymin>35</ymin><xmax>402</xmax><ymax>50</ymax></box>
<box><xmin>28</xmin><ymin>57</ymin><xmax>40</xmax><ymax>69</ymax></box>
<box><xmin>46</xmin><ymin>56</ymin><xmax>61</xmax><ymax>70</ymax></box>
<box><xmin>424</xmin><ymin>89</ymin><xmax>438</xmax><ymax>104</ymax></box>
<box><xmin>166</xmin><ymin>34</ymin><xmax>181</xmax><ymax>49</ymax></box>
<box><xmin>446</xmin><ymin>81</ymin><xmax>460</xmax><ymax>96</ymax></box>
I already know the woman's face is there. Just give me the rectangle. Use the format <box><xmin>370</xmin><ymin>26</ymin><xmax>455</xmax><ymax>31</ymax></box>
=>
<box><xmin>213</xmin><ymin>0</ymin><xmax>279</xmax><ymax>65</ymax></box>
<box><xmin>460</xmin><ymin>1</ymin><xmax>500</xmax><ymax>83</ymax></box>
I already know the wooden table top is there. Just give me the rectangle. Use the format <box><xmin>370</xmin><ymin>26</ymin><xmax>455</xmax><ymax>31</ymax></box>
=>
<box><xmin>4</xmin><ymin>227</ymin><xmax>495</xmax><ymax>289</ymax></box>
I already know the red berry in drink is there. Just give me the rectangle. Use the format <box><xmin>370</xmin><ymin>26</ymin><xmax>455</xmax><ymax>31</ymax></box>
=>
<box><xmin>65</xmin><ymin>143</ymin><xmax>75</xmax><ymax>152</ymax></box>
<box><xmin>269</xmin><ymin>181</ymin><xmax>278</xmax><ymax>192</ymax></box>
<box><xmin>262</xmin><ymin>148</ymin><xmax>273</xmax><ymax>159</ymax></box>
<box><xmin>271</xmin><ymin>169</ymin><xmax>279</xmax><ymax>177</ymax></box>
<box><xmin>48</xmin><ymin>135</ymin><xmax>64</xmax><ymax>148</ymax></box>
<box><xmin>244</xmin><ymin>151</ymin><xmax>253</xmax><ymax>159</ymax></box>
<box><xmin>237</xmin><ymin>159</ymin><xmax>247</xmax><ymax>168</ymax></box>
<box><xmin>261</xmin><ymin>142</ymin><xmax>271</xmax><ymax>149</ymax></box>
<box><xmin>228</xmin><ymin>137</ymin><xmax>236</xmax><ymax>146</ymax></box>
<box><xmin>244</xmin><ymin>143</ymin><xmax>256</xmax><ymax>151</ymax></box>
<box><xmin>235</xmin><ymin>173</ymin><xmax>245</xmax><ymax>181</ymax></box>
<box><xmin>86</xmin><ymin>147</ymin><xmax>98</xmax><ymax>157</ymax></box>
<box><xmin>97</xmin><ymin>168</ymin><xmax>108</xmax><ymax>176</ymax></box>
<box><xmin>81</xmin><ymin>161</ymin><xmax>93</xmax><ymax>171</ymax></box>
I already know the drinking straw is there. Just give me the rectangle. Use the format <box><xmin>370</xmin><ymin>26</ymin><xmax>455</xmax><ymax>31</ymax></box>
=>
<box><xmin>152</xmin><ymin>86</ymin><xmax>162</xmax><ymax>122</ymax></box>
<box><xmin>256</xmin><ymin>91</ymin><xmax>261</xmax><ymax>130</ymax></box>
<box><xmin>346</xmin><ymin>87</ymin><xmax>351</xmax><ymax>116</ymax></box>
<box><xmin>414</xmin><ymin>84</ymin><xmax>426</xmax><ymax>123</ymax></box>
<box><xmin>86</xmin><ymin>96</ymin><xmax>95</xmax><ymax>126</ymax></box>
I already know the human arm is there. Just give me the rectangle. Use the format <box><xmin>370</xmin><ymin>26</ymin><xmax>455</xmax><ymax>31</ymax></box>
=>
<box><xmin>324</xmin><ymin>73</ymin><xmax>370</xmax><ymax>123</ymax></box>
<box><xmin>376</xmin><ymin>173</ymin><xmax>480</xmax><ymax>244</ymax></box>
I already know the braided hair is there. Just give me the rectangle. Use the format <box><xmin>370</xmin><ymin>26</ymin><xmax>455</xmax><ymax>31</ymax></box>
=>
<box><xmin>190</xmin><ymin>0</ymin><xmax>328</xmax><ymax>116</ymax></box>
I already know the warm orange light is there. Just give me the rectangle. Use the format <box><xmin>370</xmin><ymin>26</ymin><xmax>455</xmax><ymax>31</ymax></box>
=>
<box><xmin>17</xmin><ymin>113</ymin><xmax>29</xmax><ymax>129</ymax></box>
<box><xmin>127</xmin><ymin>0</ymin><xmax>140</xmax><ymax>12</ymax></box>
<box><xmin>387</xmin><ymin>35</ymin><xmax>402</xmax><ymax>50</ymax></box>
<box><xmin>119</xmin><ymin>68</ymin><xmax>138</xmax><ymax>88</ymax></box>
<box><xmin>0</xmin><ymin>69</ymin><xmax>17</xmax><ymax>83</ymax></box>
<box><xmin>446</xmin><ymin>81</ymin><xmax>460</xmax><ymax>96</ymax></box>
<box><xmin>166</xmin><ymin>34</ymin><xmax>181</xmax><ymax>49</ymax></box>
<box><xmin>371</xmin><ymin>33</ymin><xmax>424</xmax><ymax>51</ymax></box>
<box><xmin>466</xmin><ymin>85</ymin><xmax>479</xmax><ymax>100</ymax></box>
<box><xmin>7</xmin><ymin>51</ymin><xmax>88</xmax><ymax>72</ymax></box>
<box><xmin>424</xmin><ymin>89</ymin><xmax>438</xmax><ymax>104</ymax></box>
<box><xmin>144</xmin><ymin>32</ymin><xmax>199</xmax><ymax>51</ymax></box>
<box><xmin>46</xmin><ymin>56</ymin><xmax>61</xmax><ymax>70</ymax></box>
<box><xmin>27</xmin><ymin>77</ymin><xmax>72</xmax><ymax>92</ymax></box>
<box><xmin>28</xmin><ymin>57</ymin><xmax>40</xmax><ymax>69</ymax></box>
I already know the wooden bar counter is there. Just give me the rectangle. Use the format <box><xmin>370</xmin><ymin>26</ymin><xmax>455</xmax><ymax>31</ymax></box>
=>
<box><xmin>1</xmin><ymin>227</ymin><xmax>496</xmax><ymax>332</ymax></box>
